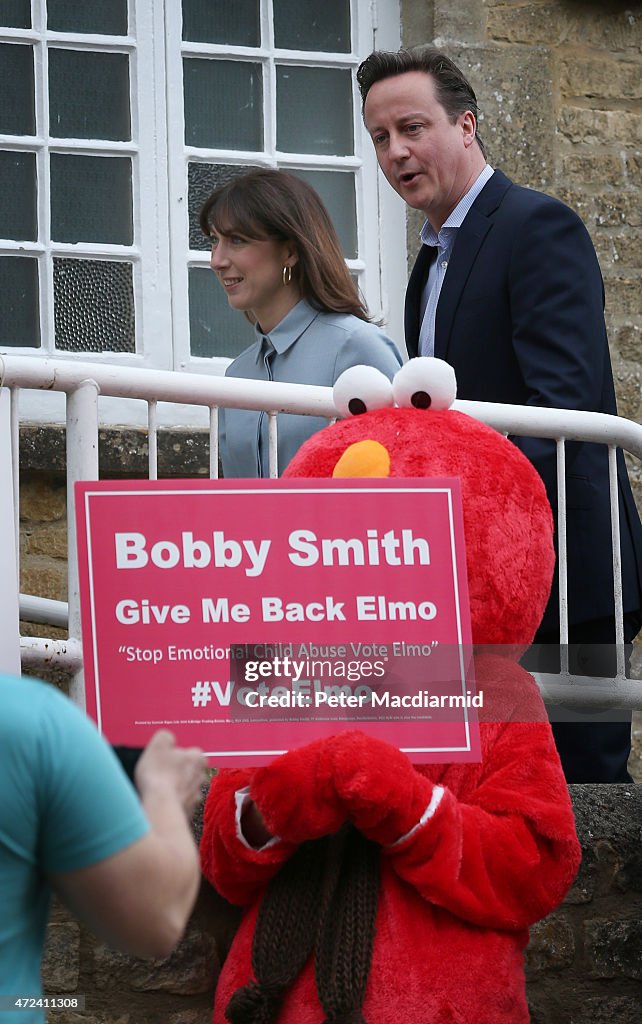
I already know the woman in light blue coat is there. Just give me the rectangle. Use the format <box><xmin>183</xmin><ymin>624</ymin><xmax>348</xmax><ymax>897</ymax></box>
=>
<box><xmin>200</xmin><ymin>169</ymin><xmax>402</xmax><ymax>477</ymax></box>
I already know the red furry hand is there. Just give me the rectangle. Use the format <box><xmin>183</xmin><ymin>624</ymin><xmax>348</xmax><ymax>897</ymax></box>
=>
<box><xmin>332</xmin><ymin>731</ymin><xmax>435</xmax><ymax>846</ymax></box>
<box><xmin>249</xmin><ymin>738</ymin><xmax>346</xmax><ymax>845</ymax></box>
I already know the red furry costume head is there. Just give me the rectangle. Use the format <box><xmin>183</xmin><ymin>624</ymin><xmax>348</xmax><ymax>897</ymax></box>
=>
<box><xmin>201</xmin><ymin>359</ymin><xmax>580</xmax><ymax>1024</ymax></box>
<box><xmin>285</xmin><ymin>359</ymin><xmax>554</xmax><ymax>649</ymax></box>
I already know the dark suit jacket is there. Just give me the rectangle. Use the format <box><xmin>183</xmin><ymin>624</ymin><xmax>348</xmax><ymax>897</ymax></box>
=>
<box><xmin>405</xmin><ymin>169</ymin><xmax>642</xmax><ymax>634</ymax></box>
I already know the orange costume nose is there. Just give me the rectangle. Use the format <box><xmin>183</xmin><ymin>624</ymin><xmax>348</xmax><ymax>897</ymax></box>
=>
<box><xmin>332</xmin><ymin>439</ymin><xmax>391</xmax><ymax>478</ymax></box>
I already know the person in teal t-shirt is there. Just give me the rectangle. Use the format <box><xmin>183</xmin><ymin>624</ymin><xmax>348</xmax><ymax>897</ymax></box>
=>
<box><xmin>0</xmin><ymin>674</ymin><xmax>206</xmax><ymax>1022</ymax></box>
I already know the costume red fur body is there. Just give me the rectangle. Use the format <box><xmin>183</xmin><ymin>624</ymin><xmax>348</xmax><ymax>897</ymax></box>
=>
<box><xmin>201</xmin><ymin>374</ymin><xmax>581</xmax><ymax>1023</ymax></box>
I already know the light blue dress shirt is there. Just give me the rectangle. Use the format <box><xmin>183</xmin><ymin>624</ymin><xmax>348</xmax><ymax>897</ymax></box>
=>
<box><xmin>220</xmin><ymin>299</ymin><xmax>402</xmax><ymax>477</ymax></box>
<box><xmin>419</xmin><ymin>164</ymin><xmax>495</xmax><ymax>356</ymax></box>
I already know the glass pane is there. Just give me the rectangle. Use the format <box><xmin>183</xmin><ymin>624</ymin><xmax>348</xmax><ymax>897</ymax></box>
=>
<box><xmin>0</xmin><ymin>257</ymin><xmax>40</xmax><ymax>348</ymax></box>
<box><xmin>47</xmin><ymin>0</ymin><xmax>128</xmax><ymax>35</ymax></box>
<box><xmin>0</xmin><ymin>151</ymin><xmax>37</xmax><ymax>241</ymax></box>
<box><xmin>189</xmin><ymin>266</ymin><xmax>254</xmax><ymax>358</ymax></box>
<box><xmin>0</xmin><ymin>44</ymin><xmax>35</xmax><ymax>136</ymax></box>
<box><xmin>277</xmin><ymin>66</ymin><xmax>352</xmax><ymax>155</ymax></box>
<box><xmin>182</xmin><ymin>0</ymin><xmax>259</xmax><ymax>46</ymax></box>
<box><xmin>1</xmin><ymin>1</ymin><xmax>31</xmax><ymax>29</ymax></box>
<box><xmin>184</xmin><ymin>59</ymin><xmax>263</xmax><ymax>151</ymax></box>
<box><xmin>53</xmin><ymin>258</ymin><xmax>134</xmax><ymax>352</ymax></box>
<box><xmin>289</xmin><ymin>168</ymin><xmax>356</xmax><ymax>259</ymax></box>
<box><xmin>50</xmin><ymin>155</ymin><xmax>132</xmax><ymax>244</ymax></box>
<box><xmin>274</xmin><ymin>0</ymin><xmax>350</xmax><ymax>52</ymax></box>
<box><xmin>188</xmin><ymin>162</ymin><xmax>262</xmax><ymax>250</ymax></box>
<box><xmin>49</xmin><ymin>49</ymin><xmax>130</xmax><ymax>141</ymax></box>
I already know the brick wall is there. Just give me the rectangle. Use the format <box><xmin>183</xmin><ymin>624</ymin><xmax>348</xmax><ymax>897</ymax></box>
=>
<box><xmin>41</xmin><ymin>785</ymin><xmax>642</xmax><ymax>1024</ymax></box>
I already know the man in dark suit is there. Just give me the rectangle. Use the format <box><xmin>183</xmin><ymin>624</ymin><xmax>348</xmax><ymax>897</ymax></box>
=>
<box><xmin>357</xmin><ymin>45</ymin><xmax>642</xmax><ymax>782</ymax></box>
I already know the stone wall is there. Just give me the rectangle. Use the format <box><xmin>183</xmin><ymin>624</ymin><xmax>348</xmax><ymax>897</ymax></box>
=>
<box><xmin>401</xmin><ymin>0</ymin><xmax>642</xmax><ymax>492</ymax></box>
<box><xmin>18</xmin><ymin>427</ymin><xmax>214</xmax><ymax>634</ymax></box>
<box><xmin>41</xmin><ymin>785</ymin><xmax>642</xmax><ymax>1024</ymax></box>
<box><xmin>527</xmin><ymin>785</ymin><xmax>642</xmax><ymax>1023</ymax></box>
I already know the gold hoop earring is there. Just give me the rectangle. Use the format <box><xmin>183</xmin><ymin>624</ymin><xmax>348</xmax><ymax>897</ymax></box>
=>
<box><xmin>282</xmin><ymin>265</ymin><xmax>292</xmax><ymax>287</ymax></box>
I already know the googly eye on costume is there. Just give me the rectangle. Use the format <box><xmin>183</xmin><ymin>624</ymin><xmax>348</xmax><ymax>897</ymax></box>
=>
<box><xmin>333</xmin><ymin>358</ymin><xmax>457</xmax><ymax>418</ymax></box>
<box><xmin>392</xmin><ymin>357</ymin><xmax>457</xmax><ymax>411</ymax></box>
<box><xmin>333</xmin><ymin>365</ymin><xmax>394</xmax><ymax>418</ymax></box>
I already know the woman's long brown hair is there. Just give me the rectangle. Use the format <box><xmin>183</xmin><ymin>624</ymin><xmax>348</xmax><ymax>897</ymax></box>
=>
<box><xmin>199</xmin><ymin>169</ymin><xmax>371</xmax><ymax>322</ymax></box>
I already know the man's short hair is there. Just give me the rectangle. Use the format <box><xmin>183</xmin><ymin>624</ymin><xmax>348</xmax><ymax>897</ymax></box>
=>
<box><xmin>357</xmin><ymin>45</ymin><xmax>486</xmax><ymax>157</ymax></box>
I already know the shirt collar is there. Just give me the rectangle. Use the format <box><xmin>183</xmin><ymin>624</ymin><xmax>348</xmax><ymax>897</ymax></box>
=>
<box><xmin>420</xmin><ymin>164</ymin><xmax>495</xmax><ymax>247</ymax></box>
<box><xmin>253</xmin><ymin>299</ymin><xmax>319</xmax><ymax>363</ymax></box>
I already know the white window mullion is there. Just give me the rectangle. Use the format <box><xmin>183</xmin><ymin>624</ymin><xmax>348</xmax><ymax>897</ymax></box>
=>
<box><xmin>35</xmin><ymin>9</ymin><xmax>53</xmax><ymax>354</ymax></box>
<box><xmin>165</xmin><ymin>0</ymin><xmax>193</xmax><ymax>372</ymax></box>
<box><xmin>356</xmin><ymin>0</ymin><xmax>405</xmax><ymax>349</ymax></box>
<box><xmin>134</xmin><ymin>0</ymin><xmax>173</xmax><ymax>370</ymax></box>
<box><xmin>184</xmin><ymin>146</ymin><xmax>276</xmax><ymax>165</ymax></box>
<box><xmin>263</xmin><ymin>0</ymin><xmax>276</xmax><ymax>160</ymax></box>
<box><xmin>38</xmin><ymin>34</ymin><xmax>138</xmax><ymax>50</ymax></box>
<box><xmin>181</xmin><ymin>42</ymin><xmax>271</xmax><ymax>59</ymax></box>
<box><xmin>264</xmin><ymin>0</ymin><xmax>275</xmax><ymax>49</ymax></box>
<box><xmin>265</xmin><ymin>55</ymin><xmax>277</xmax><ymax>162</ymax></box>
<box><xmin>272</xmin><ymin>50</ymin><xmax>355</xmax><ymax>66</ymax></box>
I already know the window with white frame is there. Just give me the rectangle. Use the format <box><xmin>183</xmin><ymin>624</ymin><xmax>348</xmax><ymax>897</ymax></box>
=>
<box><xmin>0</xmin><ymin>0</ymin><xmax>404</xmax><ymax>377</ymax></box>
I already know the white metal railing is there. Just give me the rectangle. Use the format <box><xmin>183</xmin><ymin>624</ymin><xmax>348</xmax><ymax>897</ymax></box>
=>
<box><xmin>1</xmin><ymin>353</ymin><xmax>641</xmax><ymax>712</ymax></box>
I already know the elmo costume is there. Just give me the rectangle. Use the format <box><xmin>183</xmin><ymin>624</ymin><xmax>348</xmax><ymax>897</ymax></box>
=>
<box><xmin>200</xmin><ymin>359</ymin><xmax>581</xmax><ymax>1024</ymax></box>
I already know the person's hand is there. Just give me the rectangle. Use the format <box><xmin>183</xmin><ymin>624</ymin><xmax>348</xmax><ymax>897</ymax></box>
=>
<box><xmin>249</xmin><ymin>738</ymin><xmax>346</xmax><ymax>844</ymax></box>
<box><xmin>135</xmin><ymin>729</ymin><xmax>207</xmax><ymax>817</ymax></box>
<box><xmin>331</xmin><ymin>731</ymin><xmax>435</xmax><ymax>846</ymax></box>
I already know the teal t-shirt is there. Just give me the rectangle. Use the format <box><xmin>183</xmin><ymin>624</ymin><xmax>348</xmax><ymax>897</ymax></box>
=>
<box><xmin>0</xmin><ymin>675</ymin><xmax>148</xmax><ymax>1021</ymax></box>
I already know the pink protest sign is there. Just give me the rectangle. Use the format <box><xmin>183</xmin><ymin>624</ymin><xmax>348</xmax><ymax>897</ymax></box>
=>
<box><xmin>75</xmin><ymin>478</ymin><xmax>480</xmax><ymax>764</ymax></box>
